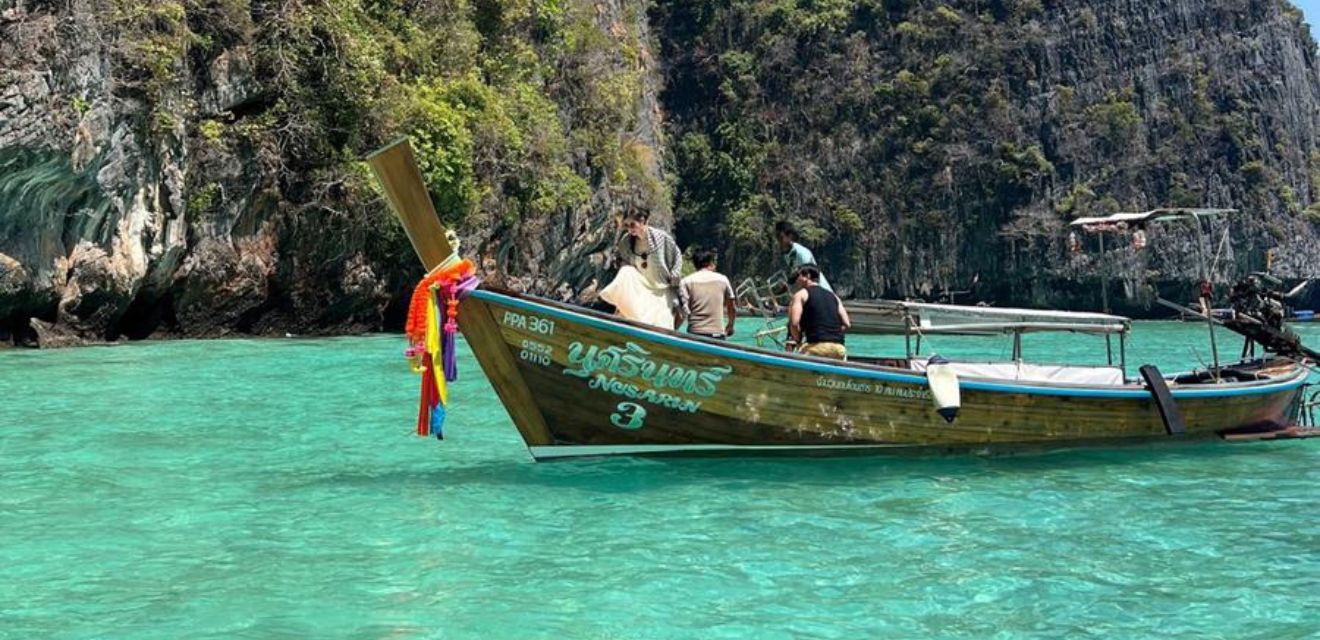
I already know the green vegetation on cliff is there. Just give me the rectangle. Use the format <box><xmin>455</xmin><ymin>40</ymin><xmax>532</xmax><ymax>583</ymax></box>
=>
<box><xmin>0</xmin><ymin>0</ymin><xmax>664</xmax><ymax>340</ymax></box>
<box><xmin>652</xmin><ymin>0</ymin><xmax>1320</xmax><ymax>306</ymax></box>
<box><xmin>3</xmin><ymin>0</ymin><xmax>1319</xmax><ymax>342</ymax></box>
<box><xmin>110</xmin><ymin>0</ymin><xmax>660</xmax><ymax>269</ymax></box>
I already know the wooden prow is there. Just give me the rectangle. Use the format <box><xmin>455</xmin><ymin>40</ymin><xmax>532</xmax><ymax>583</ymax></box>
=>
<box><xmin>365</xmin><ymin>138</ymin><xmax>454</xmax><ymax>271</ymax></box>
<box><xmin>365</xmin><ymin>138</ymin><xmax>556</xmax><ymax>447</ymax></box>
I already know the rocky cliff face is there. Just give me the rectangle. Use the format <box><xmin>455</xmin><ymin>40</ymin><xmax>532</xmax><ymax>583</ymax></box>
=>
<box><xmin>1</xmin><ymin>0</ymin><xmax>1318</xmax><ymax>346</ymax></box>
<box><xmin>653</xmin><ymin>0</ymin><xmax>1320</xmax><ymax>313</ymax></box>
<box><xmin>0</xmin><ymin>0</ymin><xmax>666</xmax><ymax>345</ymax></box>
<box><xmin>1015</xmin><ymin>0</ymin><xmax>1320</xmax><ymax>310</ymax></box>
<box><xmin>2</xmin><ymin>1</ymin><xmax>353</xmax><ymax>344</ymax></box>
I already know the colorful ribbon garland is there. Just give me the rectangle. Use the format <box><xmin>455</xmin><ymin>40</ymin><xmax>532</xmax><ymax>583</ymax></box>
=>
<box><xmin>405</xmin><ymin>257</ymin><xmax>478</xmax><ymax>439</ymax></box>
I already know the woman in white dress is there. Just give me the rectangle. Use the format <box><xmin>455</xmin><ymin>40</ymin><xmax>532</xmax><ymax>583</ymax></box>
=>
<box><xmin>600</xmin><ymin>209</ymin><xmax>684</xmax><ymax>329</ymax></box>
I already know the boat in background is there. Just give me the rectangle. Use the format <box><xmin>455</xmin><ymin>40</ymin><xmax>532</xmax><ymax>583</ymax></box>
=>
<box><xmin>367</xmin><ymin>140</ymin><xmax>1320</xmax><ymax>461</ymax></box>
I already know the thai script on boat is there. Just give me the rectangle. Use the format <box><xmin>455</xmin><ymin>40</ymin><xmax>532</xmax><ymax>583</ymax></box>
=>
<box><xmin>876</xmin><ymin>384</ymin><xmax>931</xmax><ymax>400</ymax></box>
<box><xmin>815</xmin><ymin>376</ymin><xmax>931</xmax><ymax>400</ymax></box>
<box><xmin>564</xmin><ymin>341</ymin><xmax>732</xmax><ymax>413</ymax></box>
<box><xmin>815</xmin><ymin>377</ymin><xmax>873</xmax><ymax>394</ymax></box>
<box><xmin>565</xmin><ymin>341</ymin><xmax>731</xmax><ymax>397</ymax></box>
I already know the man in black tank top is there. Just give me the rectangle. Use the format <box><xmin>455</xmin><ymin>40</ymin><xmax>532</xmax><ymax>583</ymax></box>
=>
<box><xmin>787</xmin><ymin>265</ymin><xmax>851</xmax><ymax>360</ymax></box>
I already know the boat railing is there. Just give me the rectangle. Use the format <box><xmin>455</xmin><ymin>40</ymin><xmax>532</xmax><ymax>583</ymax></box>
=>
<box><xmin>1292</xmin><ymin>384</ymin><xmax>1320</xmax><ymax>428</ymax></box>
<box><xmin>735</xmin><ymin>273</ymin><xmax>792</xmax><ymax>349</ymax></box>
<box><xmin>735</xmin><ymin>273</ymin><xmax>791</xmax><ymax>313</ymax></box>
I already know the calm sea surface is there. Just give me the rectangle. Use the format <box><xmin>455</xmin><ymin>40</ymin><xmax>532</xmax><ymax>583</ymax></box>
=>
<box><xmin>2</xmin><ymin>320</ymin><xmax>1318</xmax><ymax>639</ymax></box>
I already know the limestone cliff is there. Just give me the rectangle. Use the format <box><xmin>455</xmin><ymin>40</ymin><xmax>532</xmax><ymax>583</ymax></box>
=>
<box><xmin>654</xmin><ymin>0</ymin><xmax>1320</xmax><ymax>312</ymax></box>
<box><xmin>2</xmin><ymin>0</ymin><xmax>1319</xmax><ymax>346</ymax></box>
<box><xmin>0</xmin><ymin>0</ymin><xmax>665</xmax><ymax>345</ymax></box>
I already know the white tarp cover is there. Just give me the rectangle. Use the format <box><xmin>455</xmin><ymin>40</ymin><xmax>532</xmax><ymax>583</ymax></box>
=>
<box><xmin>908</xmin><ymin>360</ymin><xmax>1126</xmax><ymax>386</ymax></box>
<box><xmin>846</xmin><ymin>300</ymin><xmax>1130</xmax><ymax>335</ymax></box>
<box><xmin>600</xmin><ymin>265</ymin><xmax>674</xmax><ymax>329</ymax></box>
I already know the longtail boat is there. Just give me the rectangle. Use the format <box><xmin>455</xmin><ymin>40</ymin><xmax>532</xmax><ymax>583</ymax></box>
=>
<box><xmin>368</xmin><ymin>140</ymin><xmax>1320</xmax><ymax>461</ymax></box>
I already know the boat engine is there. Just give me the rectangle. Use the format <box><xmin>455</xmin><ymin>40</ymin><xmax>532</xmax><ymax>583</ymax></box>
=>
<box><xmin>1224</xmin><ymin>275</ymin><xmax>1320</xmax><ymax>360</ymax></box>
<box><xmin>1229</xmin><ymin>275</ymin><xmax>1286</xmax><ymax>330</ymax></box>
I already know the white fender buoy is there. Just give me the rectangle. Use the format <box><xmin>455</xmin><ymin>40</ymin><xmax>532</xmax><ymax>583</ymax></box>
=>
<box><xmin>926</xmin><ymin>355</ymin><xmax>961</xmax><ymax>423</ymax></box>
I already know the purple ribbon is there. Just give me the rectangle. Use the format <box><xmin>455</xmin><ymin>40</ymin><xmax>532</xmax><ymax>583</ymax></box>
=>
<box><xmin>440</xmin><ymin>275</ymin><xmax>481</xmax><ymax>382</ymax></box>
<box><xmin>442</xmin><ymin>330</ymin><xmax>458</xmax><ymax>382</ymax></box>
<box><xmin>455</xmin><ymin>275</ymin><xmax>481</xmax><ymax>299</ymax></box>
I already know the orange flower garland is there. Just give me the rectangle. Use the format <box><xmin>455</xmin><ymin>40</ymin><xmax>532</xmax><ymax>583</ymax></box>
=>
<box><xmin>405</xmin><ymin>258</ymin><xmax>474</xmax><ymax>346</ymax></box>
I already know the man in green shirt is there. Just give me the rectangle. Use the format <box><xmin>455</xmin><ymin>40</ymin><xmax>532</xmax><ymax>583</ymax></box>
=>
<box><xmin>774</xmin><ymin>221</ymin><xmax>832</xmax><ymax>292</ymax></box>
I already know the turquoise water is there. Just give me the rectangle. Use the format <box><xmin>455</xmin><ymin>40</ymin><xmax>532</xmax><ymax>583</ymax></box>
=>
<box><xmin>2</xmin><ymin>320</ymin><xmax>1318</xmax><ymax>638</ymax></box>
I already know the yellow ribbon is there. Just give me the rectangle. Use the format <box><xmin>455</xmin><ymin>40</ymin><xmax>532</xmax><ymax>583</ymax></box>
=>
<box><xmin>426</xmin><ymin>288</ymin><xmax>447</xmax><ymax>405</ymax></box>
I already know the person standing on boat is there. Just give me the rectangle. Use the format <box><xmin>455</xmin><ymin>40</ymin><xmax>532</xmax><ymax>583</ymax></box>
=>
<box><xmin>775</xmin><ymin>221</ymin><xmax>832</xmax><ymax>293</ymax></box>
<box><xmin>787</xmin><ymin>265</ymin><xmax>850</xmax><ymax>359</ymax></box>
<box><xmin>680</xmin><ymin>249</ymin><xmax>737</xmax><ymax>340</ymax></box>
<box><xmin>600</xmin><ymin>208</ymin><xmax>684</xmax><ymax>329</ymax></box>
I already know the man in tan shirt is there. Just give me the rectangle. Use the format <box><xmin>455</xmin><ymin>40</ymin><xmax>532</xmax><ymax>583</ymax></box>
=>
<box><xmin>679</xmin><ymin>249</ymin><xmax>736</xmax><ymax>339</ymax></box>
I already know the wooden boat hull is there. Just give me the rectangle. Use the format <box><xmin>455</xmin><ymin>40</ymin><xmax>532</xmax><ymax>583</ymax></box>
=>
<box><xmin>458</xmin><ymin>289</ymin><xmax>1308</xmax><ymax>461</ymax></box>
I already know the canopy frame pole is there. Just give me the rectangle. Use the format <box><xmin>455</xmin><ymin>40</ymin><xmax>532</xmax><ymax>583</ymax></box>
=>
<box><xmin>1099</xmin><ymin>233</ymin><xmax>1110</xmax><ymax>314</ymax></box>
<box><xmin>1119</xmin><ymin>333</ymin><xmax>1127</xmax><ymax>381</ymax></box>
<box><xmin>1202</xmin><ymin>294</ymin><xmax>1222</xmax><ymax>382</ymax></box>
<box><xmin>1184</xmin><ymin>216</ymin><xmax>1222</xmax><ymax>382</ymax></box>
<box><xmin>904</xmin><ymin>315</ymin><xmax>913</xmax><ymax>359</ymax></box>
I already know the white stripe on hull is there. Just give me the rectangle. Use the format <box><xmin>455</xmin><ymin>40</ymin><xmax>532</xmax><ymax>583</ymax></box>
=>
<box><xmin>527</xmin><ymin>443</ymin><xmax>911</xmax><ymax>459</ymax></box>
<box><xmin>525</xmin><ymin>435</ymin><xmax>1231</xmax><ymax>460</ymax></box>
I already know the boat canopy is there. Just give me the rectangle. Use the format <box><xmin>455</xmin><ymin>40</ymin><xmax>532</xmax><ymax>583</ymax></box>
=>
<box><xmin>1070</xmin><ymin>208</ymin><xmax>1236</xmax><ymax>229</ymax></box>
<box><xmin>847</xmin><ymin>300</ymin><xmax>1131</xmax><ymax>336</ymax></box>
